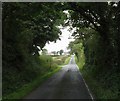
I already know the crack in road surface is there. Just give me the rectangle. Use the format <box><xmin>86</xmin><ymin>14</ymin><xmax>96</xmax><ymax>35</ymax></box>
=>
<box><xmin>24</xmin><ymin>55</ymin><xmax>93</xmax><ymax>99</ymax></box>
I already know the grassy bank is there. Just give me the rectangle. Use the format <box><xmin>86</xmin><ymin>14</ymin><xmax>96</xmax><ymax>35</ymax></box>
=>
<box><xmin>52</xmin><ymin>55</ymin><xmax>70</xmax><ymax>66</ymax></box>
<box><xmin>80</xmin><ymin>70</ymin><xmax>119</xmax><ymax>99</ymax></box>
<box><xmin>3</xmin><ymin>55</ymin><xmax>70</xmax><ymax>100</ymax></box>
<box><xmin>75</xmin><ymin>54</ymin><xmax>85</xmax><ymax>70</ymax></box>
<box><xmin>64</xmin><ymin>56</ymin><xmax>71</xmax><ymax>65</ymax></box>
<box><xmin>3</xmin><ymin>55</ymin><xmax>57</xmax><ymax>100</ymax></box>
<box><xmin>3</xmin><ymin>66</ymin><xmax>61</xmax><ymax>100</ymax></box>
<box><xmin>75</xmin><ymin>54</ymin><xmax>119</xmax><ymax>99</ymax></box>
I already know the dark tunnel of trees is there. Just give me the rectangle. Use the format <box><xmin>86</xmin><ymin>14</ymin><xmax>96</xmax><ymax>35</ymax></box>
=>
<box><xmin>2</xmin><ymin>2</ymin><xmax>120</xmax><ymax>99</ymax></box>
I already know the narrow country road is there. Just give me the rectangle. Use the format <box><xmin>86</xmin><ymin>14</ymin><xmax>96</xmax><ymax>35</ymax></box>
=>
<box><xmin>24</xmin><ymin>55</ymin><xmax>93</xmax><ymax>99</ymax></box>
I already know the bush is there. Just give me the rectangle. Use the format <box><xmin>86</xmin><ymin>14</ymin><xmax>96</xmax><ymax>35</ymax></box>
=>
<box><xmin>3</xmin><ymin>54</ymin><xmax>58</xmax><ymax>97</ymax></box>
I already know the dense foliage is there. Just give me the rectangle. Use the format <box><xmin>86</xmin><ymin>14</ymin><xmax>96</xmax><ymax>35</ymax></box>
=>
<box><xmin>68</xmin><ymin>2</ymin><xmax>120</xmax><ymax>99</ymax></box>
<box><xmin>3</xmin><ymin>2</ymin><xmax>120</xmax><ymax>99</ymax></box>
<box><xmin>2</xmin><ymin>2</ymin><xmax>66</xmax><ymax>97</ymax></box>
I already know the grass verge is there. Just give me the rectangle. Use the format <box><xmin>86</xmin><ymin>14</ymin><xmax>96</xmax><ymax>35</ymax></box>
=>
<box><xmin>75</xmin><ymin>55</ymin><xmax>119</xmax><ymax>99</ymax></box>
<box><xmin>52</xmin><ymin>55</ymin><xmax>70</xmax><ymax>67</ymax></box>
<box><xmin>74</xmin><ymin>55</ymin><xmax>96</xmax><ymax>99</ymax></box>
<box><xmin>3</xmin><ymin>55</ymin><xmax>71</xmax><ymax>100</ymax></box>
<box><xmin>75</xmin><ymin>55</ymin><xmax>85</xmax><ymax>70</ymax></box>
<box><xmin>3</xmin><ymin>66</ymin><xmax>62</xmax><ymax>100</ymax></box>
<box><xmin>81</xmin><ymin>71</ymin><xmax>119</xmax><ymax>99</ymax></box>
<box><xmin>64</xmin><ymin>56</ymin><xmax>71</xmax><ymax>65</ymax></box>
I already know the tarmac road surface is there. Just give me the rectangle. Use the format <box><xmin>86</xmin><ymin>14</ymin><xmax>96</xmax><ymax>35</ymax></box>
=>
<box><xmin>24</xmin><ymin>55</ymin><xmax>93</xmax><ymax>100</ymax></box>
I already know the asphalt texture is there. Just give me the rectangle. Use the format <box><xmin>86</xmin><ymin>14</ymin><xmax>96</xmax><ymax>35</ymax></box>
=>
<box><xmin>24</xmin><ymin>55</ymin><xmax>92</xmax><ymax>99</ymax></box>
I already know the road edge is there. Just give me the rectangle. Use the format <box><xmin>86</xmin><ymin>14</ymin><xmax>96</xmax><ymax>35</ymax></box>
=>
<box><xmin>76</xmin><ymin>64</ymin><xmax>94</xmax><ymax>101</ymax></box>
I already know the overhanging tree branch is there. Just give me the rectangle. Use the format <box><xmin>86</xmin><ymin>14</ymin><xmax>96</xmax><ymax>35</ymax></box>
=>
<box><xmin>69</xmin><ymin>3</ymin><xmax>101</xmax><ymax>33</ymax></box>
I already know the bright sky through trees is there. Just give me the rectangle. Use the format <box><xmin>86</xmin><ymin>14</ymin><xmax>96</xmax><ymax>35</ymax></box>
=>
<box><xmin>44</xmin><ymin>27</ymin><xmax>75</xmax><ymax>53</ymax></box>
